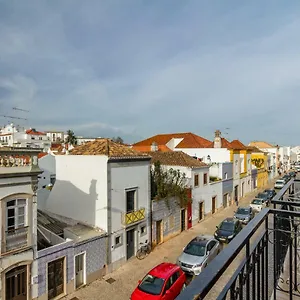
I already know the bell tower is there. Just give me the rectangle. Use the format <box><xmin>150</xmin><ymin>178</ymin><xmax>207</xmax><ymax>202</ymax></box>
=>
<box><xmin>214</xmin><ymin>130</ymin><xmax>222</xmax><ymax>148</ymax></box>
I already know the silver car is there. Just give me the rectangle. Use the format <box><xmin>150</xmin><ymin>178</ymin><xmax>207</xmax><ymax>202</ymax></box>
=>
<box><xmin>274</xmin><ymin>179</ymin><xmax>285</xmax><ymax>189</ymax></box>
<box><xmin>177</xmin><ymin>235</ymin><xmax>222</xmax><ymax>276</ymax></box>
<box><xmin>233</xmin><ymin>207</ymin><xmax>254</xmax><ymax>224</ymax></box>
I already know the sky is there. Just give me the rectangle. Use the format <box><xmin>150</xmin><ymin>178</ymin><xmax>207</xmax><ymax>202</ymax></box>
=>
<box><xmin>1</xmin><ymin>0</ymin><xmax>300</xmax><ymax>145</ymax></box>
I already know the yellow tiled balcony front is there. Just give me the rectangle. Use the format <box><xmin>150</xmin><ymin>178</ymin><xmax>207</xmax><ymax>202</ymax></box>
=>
<box><xmin>122</xmin><ymin>208</ymin><xmax>146</xmax><ymax>226</ymax></box>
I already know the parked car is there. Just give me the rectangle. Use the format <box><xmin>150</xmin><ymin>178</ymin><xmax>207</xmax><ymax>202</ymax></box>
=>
<box><xmin>177</xmin><ymin>235</ymin><xmax>222</xmax><ymax>276</ymax></box>
<box><xmin>274</xmin><ymin>179</ymin><xmax>286</xmax><ymax>189</ymax></box>
<box><xmin>233</xmin><ymin>207</ymin><xmax>254</xmax><ymax>224</ymax></box>
<box><xmin>250</xmin><ymin>198</ymin><xmax>267</xmax><ymax>212</ymax></box>
<box><xmin>264</xmin><ymin>189</ymin><xmax>276</xmax><ymax>200</ymax></box>
<box><xmin>256</xmin><ymin>192</ymin><xmax>271</xmax><ymax>206</ymax></box>
<box><xmin>214</xmin><ymin>218</ymin><xmax>242</xmax><ymax>243</ymax></box>
<box><xmin>131</xmin><ymin>263</ymin><xmax>186</xmax><ymax>300</ymax></box>
<box><xmin>289</xmin><ymin>171</ymin><xmax>296</xmax><ymax>178</ymax></box>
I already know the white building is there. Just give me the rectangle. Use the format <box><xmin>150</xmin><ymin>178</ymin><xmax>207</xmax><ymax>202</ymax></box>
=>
<box><xmin>42</xmin><ymin>139</ymin><xmax>151</xmax><ymax>271</ymax></box>
<box><xmin>291</xmin><ymin>146</ymin><xmax>300</xmax><ymax>163</ymax></box>
<box><xmin>0</xmin><ymin>124</ymin><xmax>51</xmax><ymax>152</ymax></box>
<box><xmin>0</xmin><ymin>147</ymin><xmax>42</xmax><ymax>300</ymax></box>
<box><xmin>45</xmin><ymin>130</ymin><xmax>65</xmax><ymax>143</ymax></box>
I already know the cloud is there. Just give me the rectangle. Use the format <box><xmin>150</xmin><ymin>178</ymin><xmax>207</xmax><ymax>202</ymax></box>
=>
<box><xmin>0</xmin><ymin>1</ymin><xmax>300</xmax><ymax>144</ymax></box>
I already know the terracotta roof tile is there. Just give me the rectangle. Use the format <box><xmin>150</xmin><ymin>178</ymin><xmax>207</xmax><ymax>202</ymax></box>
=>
<box><xmin>132</xmin><ymin>145</ymin><xmax>172</xmax><ymax>152</ymax></box>
<box><xmin>133</xmin><ymin>132</ymin><xmax>212</xmax><ymax>149</ymax></box>
<box><xmin>38</xmin><ymin>153</ymin><xmax>48</xmax><ymax>159</ymax></box>
<box><xmin>67</xmin><ymin>139</ymin><xmax>150</xmax><ymax>159</ymax></box>
<box><xmin>26</xmin><ymin>129</ymin><xmax>46</xmax><ymax>135</ymax></box>
<box><xmin>230</xmin><ymin>139</ymin><xmax>247</xmax><ymax>150</ymax></box>
<box><xmin>249</xmin><ymin>141</ymin><xmax>275</xmax><ymax>148</ymax></box>
<box><xmin>144</xmin><ymin>151</ymin><xmax>208</xmax><ymax>168</ymax></box>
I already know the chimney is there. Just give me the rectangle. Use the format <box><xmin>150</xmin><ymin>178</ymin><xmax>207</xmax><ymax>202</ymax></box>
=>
<box><xmin>151</xmin><ymin>142</ymin><xmax>158</xmax><ymax>152</ymax></box>
<box><xmin>214</xmin><ymin>130</ymin><xmax>222</xmax><ymax>148</ymax></box>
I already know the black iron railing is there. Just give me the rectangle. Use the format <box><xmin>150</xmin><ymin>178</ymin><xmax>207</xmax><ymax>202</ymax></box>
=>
<box><xmin>177</xmin><ymin>179</ymin><xmax>300</xmax><ymax>300</ymax></box>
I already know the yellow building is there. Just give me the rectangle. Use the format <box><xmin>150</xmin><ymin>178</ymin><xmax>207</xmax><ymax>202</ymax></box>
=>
<box><xmin>249</xmin><ymin>147</ymin><xmax>268</xmax><ymax>188</ymax></box>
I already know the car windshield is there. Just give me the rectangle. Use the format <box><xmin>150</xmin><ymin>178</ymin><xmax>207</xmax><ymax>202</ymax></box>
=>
<box><xmin>184</xmin><ymin>242</ymin><xmax>206</xmax><ymax>257</ymax></box>
<box><xmin>236</xmin><ymin>208</ymin><xmax>250</xmax><ymax>215</ymax></box>
<box><xmin>276</xmin><ymin>180</ymin><xmax>284</xmax><ymax>184</ymax></box>
<box><xmin>219</xmin><ymin>221</ymin><xmax>234</xmax><ymax>232</ymax></box>
<box><xmin>252</xmin><ymin>199</ymin><xmax>262</xmax><ymax>205</ymax></box>
<box><xmin>138</xmin><ymin>274</ymin><xmax>165</xmax><ymax>295</ymax></box>
<box><xmin>257</xmin><ymin>193</ymin><xmax>268</xmax><ymax>199</ymax></box>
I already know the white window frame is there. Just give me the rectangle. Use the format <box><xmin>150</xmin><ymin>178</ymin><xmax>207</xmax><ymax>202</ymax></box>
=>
<box><xmin>6</xmin><ymin>198</ymin><xmax>27</xmax><ymax>231</ymax></box>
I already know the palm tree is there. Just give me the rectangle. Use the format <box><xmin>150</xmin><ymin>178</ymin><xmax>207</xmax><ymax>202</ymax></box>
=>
<box><xmin>65</xmin><ymin>130</ymin><xmax>77</xmax><ymax>145</ymax></box>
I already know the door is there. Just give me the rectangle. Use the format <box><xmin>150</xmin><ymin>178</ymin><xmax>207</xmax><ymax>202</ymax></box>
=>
<box><xmin>223</xmin><ymin>194</ymin><xmax>228</xmax><ymax>208</ymax></box>
<box><xmin>126</xmin><ymin>228</ymin><xmax>135</xmax><ymax>259</ymax></box>
<box><xmin>75</xmin><ymin>253</ymin><xmax>85</xmax><ymax>289</ymax></box>
<box><xmin>180</xmin><ymin>209</ymin><xmax>186</xmax><ymax>232</ymax></box>
<box><xmin>212</xmin><ymin>197</ymin><xmax>216</xmax><ymax>214</ymax></box>
<box><xmin>199</xmin><ymin>202</ymin><xmax>204</xmax><ymax>221</ymax></box>
<box><xmin>187</xmin><ymin>201</ymin><xmax>192</xmax><ymax>229</ymax></box>
<box><xmin>234</xmin><ymin>185</ymin><xmax>239</xmax><ymax>204</ymax></box>
<box><xmin>241</xmin><ymin>182</ymin><xmax>244</xmax><ymax>197</ymax></box>
<box><xmin>156</xmin><ymin>220</ymin><xmax>162</xmax><ymax>244</ymax></box>
<box><xmin>5</xmin><ymin>266</ymin><xmax>27</xmax><ymax>300</ymax></box>
<box><xmin>48</xmin><ymin>257</ymin><xmax>65</xmax><ymax>299</ymax></box>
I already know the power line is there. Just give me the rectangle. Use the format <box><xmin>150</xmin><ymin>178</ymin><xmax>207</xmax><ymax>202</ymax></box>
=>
<box><xmin>13</xmin><ymin>107</ymin><xmax>29</xmax><ymax>113</ymax></box>
<box><xmin>0</xmin><ymin>115</ymin><xmax>28</xmax><ymax>121</ymax></box>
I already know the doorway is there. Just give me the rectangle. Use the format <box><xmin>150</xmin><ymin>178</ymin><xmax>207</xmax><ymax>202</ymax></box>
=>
<box><xmin>48</xmin><ymin>257</ymin><xmax>65</xmax><ymax>299</ymax></box>
<box><xmin>223</xmin><ymin>194</ymin><xmax>228</xmax><ymax>208</ymax></box>
<box><xmin>156</xmin><ymin>220</ymin><xmax>162</xmax><ymax>244</ymax></box>
<box><xmin>181</xmin><ymin>209</ymin><xmax>186</xmax><ymax>232</ymax></box>
<box><xmin>75</xmin><ymin>253</ymin><xmax>86</xmax><ymax>289</ymax></box>
<box><xmin>199</xmin><ymin>202</ymin><xmax>204</xmax><ymax>221</ymax></box>
<box><xmin>241</xmin><ymin>182</ymin><xmax>244</xmax><ymax>198</ymax></box>
<box><xmin>212</xmin><ymin>196</ymin><xmax>216</xmax><ymax>214</ymax></box>
<box><xmin>126</xmin><ymin>228</ymin><xmax>135</xmax><ymax>259</ymax></box>
<box><xmin>234</xmin><ymin>185</ymin><xmax>239</xmax><ymax>204</ymax></box>
<box><xmin>5</xmin><ymin>265</ymin><xmax>27</xmax><ymax>300</ymax></box>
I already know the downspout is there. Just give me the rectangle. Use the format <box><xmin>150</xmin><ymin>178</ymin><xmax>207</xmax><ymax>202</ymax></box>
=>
<box><xmin>149</xmin><ymin>163</ymin><xmax>153</xmax><ymax>249</ymax></box>
<box><xmin>106</xmin><ymin>162</ymin><xmax>112</xmax><ymax>272</ymax></box>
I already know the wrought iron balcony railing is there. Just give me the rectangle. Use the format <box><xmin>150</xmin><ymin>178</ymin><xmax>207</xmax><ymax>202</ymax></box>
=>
<box><xmin>122</xmin><ymin>208</ymin><xmax>146</xmax><ymax>226</ymax></box>
<box><xmin>177</xmin><ymin>178</ymin><xmax>300</xmax><ymax>300</ymax></box>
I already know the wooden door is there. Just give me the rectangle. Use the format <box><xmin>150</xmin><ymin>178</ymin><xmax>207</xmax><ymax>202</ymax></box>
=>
<box><xmin>212</xmin><ymin>197</ymin><xmax>216</xmax><ymax>214</ymax></box>
<box><xmin>199</xmin><ymin>202</ymin><xmax>203</xmax><ymax>221</ymax></box>
<box><xmin>180</xmin><ymin>209</ymin><xmax>186</xmax><ymax>231</ymax></box>
<box><xmin>5</xmin><ymin>266</ymin><xmax>27</xmax><ymax>300</ymax></box>
<box><xmin>48</xmin><ymin>257</ymin><xmax>65</xmax><ymax>299</ymax></box>
<box><xmin>126</xmin><ymin>229</ymin><xmax>135</xmax><ymax>259</ymax></box>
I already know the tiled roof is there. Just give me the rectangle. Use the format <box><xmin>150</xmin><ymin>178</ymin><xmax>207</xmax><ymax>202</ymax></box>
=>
<box><xmin>132</xmin><ymin>145</ymin><xmax>172</xmax><ymax>152</ymax></box>
<box><xmin>38</xmin><ymin>153</ymin><xmax>48</xmax><ymax>159</ymax></box>
<box><xmin>230</xmin><ymin>139</ymin><xmax>247</xmax><ymax>150</ymax></box>
<box><xmin>68</xmin><ymin>138</ymin><xmax>150</xmax><ymax>159</ymax></box>
<box><xmin>144</xmin><ymin>151</ymin><xmax>208</xmax><ymax>168</ymax></box>
<box><xmin>249</xmin><ymin>141</ymin><xmax>275</xmax><ymax>148</ymax></box>
<box><xmin>26</xmin><ymin>129</ymin><xmax>46</xmax><ymax>135</ymax></box>
<box><xmin>133</xmin><ymin>132</ymin><xmax>212</xmax><ymax>149</ymax></box>
<box><xmin>246</xmin><ymin>146</ymin><xmax>265</xmax><ymax>153</ymax></box>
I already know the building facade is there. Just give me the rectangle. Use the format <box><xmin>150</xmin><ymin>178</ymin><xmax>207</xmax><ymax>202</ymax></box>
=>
<box><xmin>0</xmin><ymin>148</ymin><xmax>42</xmax><ymax>300</ymax></box>
<box><xmin>42</xmin><ymin>139</ymin><xmax>151</xmax><ymax>272</ymax></box>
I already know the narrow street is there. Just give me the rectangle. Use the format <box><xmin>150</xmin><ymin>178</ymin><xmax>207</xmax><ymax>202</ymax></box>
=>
<box><xmin>65</xmin><ymin>179</ymin><xmax>278</xmax><ymax>300</ymax></box>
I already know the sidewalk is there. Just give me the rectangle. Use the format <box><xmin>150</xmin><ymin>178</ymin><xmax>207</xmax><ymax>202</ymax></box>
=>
<box><xmin>65</xmin><ymin>178</ymin><xmax>278</xmax><ymax>300</ymax></box>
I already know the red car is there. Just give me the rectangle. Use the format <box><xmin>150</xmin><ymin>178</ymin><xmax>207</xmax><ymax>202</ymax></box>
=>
<box><xmin>131</xmin><ymin>262</ymin><xmax>186</xmax><ymax>300</ymax></box>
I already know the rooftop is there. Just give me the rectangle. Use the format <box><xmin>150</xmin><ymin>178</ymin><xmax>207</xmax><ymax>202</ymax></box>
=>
<box><xmin>133</xmin><ymin>132</ymin><xmax>212</xmax><ymax>149</ymax></box>
<box><xmin>144</xmin><ymin>151</ymin><xmax>208</xmax><ymax>168</ymax></box>
<box><xmin>66</xmin><ymin>138</ymin><xmax>151</xmax><ymax>159</ymax></box>
<box><xmin>26</xmin><ymin>128</ymin><xmax>46</xmax><ymax>135</ymax></box>
<box><xmin>249</xmin><ymin>141</ymin><xmax>276</xmax><ymax>148</ymax></box>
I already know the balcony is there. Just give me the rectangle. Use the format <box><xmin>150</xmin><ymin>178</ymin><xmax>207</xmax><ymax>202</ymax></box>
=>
<box><xmin>0</xmin><ymin>147</ymin><xmax>42</xmax><ymax>175</ymax></box>
<box><xmin>4</xmin><ymin>227</ymin><xmax>29</xmax><ymax>253</ymax></box>
<box><xmin>122</xmin><ymin>208</ymin><xmax>146</xmax><ymax>226</ymax></box>
<box><xmin>178</xmin><ymin>179</ymin><xmax>300</xmax><ymax>300</ymax></box>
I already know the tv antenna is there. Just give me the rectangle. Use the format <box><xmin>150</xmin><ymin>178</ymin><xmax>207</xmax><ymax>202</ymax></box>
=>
<box><xmin>13</xmin><ymin>107</ymin><xmax>30</xmax><ymax>113</ymax></box>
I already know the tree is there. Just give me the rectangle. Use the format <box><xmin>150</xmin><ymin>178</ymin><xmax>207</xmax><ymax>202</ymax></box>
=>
<box><xmin>151</xmin><ymin>161</ymin><xmax>190</xmax><ymax>208</ymax></box>
<box><xmin>112</xmin><ymin>136</ymin><xmax>124</xmax><ymax>144</ymax></box>
<box><xmin>65</xmin><ymin>130</ymin><xmax>77</xmax><ymax>145</ymax></box>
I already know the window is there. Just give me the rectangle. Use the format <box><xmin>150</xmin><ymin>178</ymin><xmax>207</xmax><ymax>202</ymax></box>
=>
<box><xmin>203</xmin><ymin>173</ymin><xmax>208</xmax><ymax>185</ymax></box>
<box><xmin>115</xmin><ymin>235</ymin><xmax>122</xmax><ymax>246</ymax></box>
<box><xmin>50</xmin><ymin>175</ymin><xmax>56</xmax><ymax>185</ymax></box>
<box><xmin>126</xmin><ymin>190</ymin><xmax>136</xmax><ymax>213</ymax></box>
<box><xmin>140</xmin><ymin>226</ymin><xmax>147</xmax><ymax>236</ymax></box>
<box><xmin>194</xmin><ymin>174</ymin><xmax>199</xmax><ymax>187</ymax></box>
<box><xmin>6</xmin><ymin>199</ymin><xmax>27</xmax><ymax>231</ymax></box>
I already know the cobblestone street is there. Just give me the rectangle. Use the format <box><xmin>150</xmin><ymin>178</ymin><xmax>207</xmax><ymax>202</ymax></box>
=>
<box><xmin>64</xmin><ymin>179</ymin><xmax>277</xmax><ymax>300</ymax></box>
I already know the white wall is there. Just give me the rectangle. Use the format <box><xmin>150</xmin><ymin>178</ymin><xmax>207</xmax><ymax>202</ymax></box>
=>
<box><xmin>37</xmin><ymin>154</ymin><xmax>56</xmax><ymax>210</ymax></box>
<box><xmin>45</xmin><ymin>155</ymin><xmax>108</xmax><ymax>230</ymax></box>
<box><xmin>175</xmin><ymin>147</ymin><xmax>230</xmax><ymax>163</ymax></box>
<box><xmin>109</xmin><ymin>160</ymin><xmax>150</xmax><ymax>264</ymax></box>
